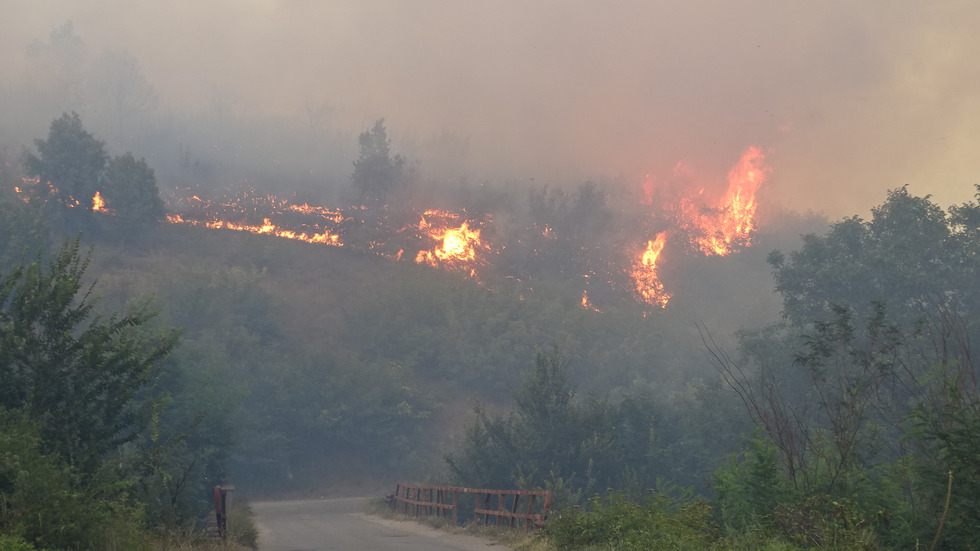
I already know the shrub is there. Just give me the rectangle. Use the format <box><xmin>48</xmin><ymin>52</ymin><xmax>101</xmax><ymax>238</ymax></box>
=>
<box><xmin>546</xmin><ymin>490</ymin><xmax>716</xmax><ymax>550</ymax></box>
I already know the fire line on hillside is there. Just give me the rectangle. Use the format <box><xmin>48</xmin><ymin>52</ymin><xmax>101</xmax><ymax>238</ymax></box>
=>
<box><xmin>15</xmin><ymin>146</ymin><xmax>771</xmax><ymax>310</ymax></box>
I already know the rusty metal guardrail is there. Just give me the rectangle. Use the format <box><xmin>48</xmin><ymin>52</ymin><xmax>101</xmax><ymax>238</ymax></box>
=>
<box><xmin>390</xmin><ymin>483</ymin><xmax>551</xmax><ymax>531</ymax></box>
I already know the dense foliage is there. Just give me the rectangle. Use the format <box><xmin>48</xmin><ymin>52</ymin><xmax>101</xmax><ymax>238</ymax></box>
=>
<box><xmin>5</xmin><ymin>109</ymin><xmax>980</xmax><ymax>550</ymax></box>
<box><xmin>0</xmin><ymin>239</ymin><xmax>180</xmax><ymax>549</ymax></box>
<box><xmin>21</xmin><ymin>111</ymin><xmax>165</xmax><ymax>235</ymax></box>
<box><xmin>449</xmin><ymin>186</ymin><xmax>980</xmax><ymax>550</ymax></box>
<box><xmin>706</xmin><ymin>186</ymin><xmax>980</xmax><ymax>549</ymax></box>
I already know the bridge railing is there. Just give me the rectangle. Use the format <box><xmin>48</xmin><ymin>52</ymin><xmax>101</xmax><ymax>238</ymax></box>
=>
<box><xmin>390</xmin><ymin>483</ymin><xmax>551</xmax><ymax>531</ymax></box>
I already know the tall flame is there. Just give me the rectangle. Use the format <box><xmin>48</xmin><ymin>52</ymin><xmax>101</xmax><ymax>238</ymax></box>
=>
<box><xmin>631</xmin><ymin>232</ymin><xmax>670</xmax><ymax>308</ymax></box>
<box><xmin>92</xmin><ymin>191</ymin><xmax>108</xmax><ymax>212</ymax></box>
<box><xmin>675</xmin><ymin>146</ymin><xmax>771</xmax><ymax>255</ymax></box>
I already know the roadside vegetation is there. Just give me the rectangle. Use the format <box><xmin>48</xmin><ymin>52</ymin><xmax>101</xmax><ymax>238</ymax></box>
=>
<box><xmin>3</xmin><ymin>109</ymin><xmax>979</xmax><ymax>549</ymax></box>
<box><xmin>444</xmin><ymin>186</ymin><xmax>980</xmax><ymax>550</ymax></box>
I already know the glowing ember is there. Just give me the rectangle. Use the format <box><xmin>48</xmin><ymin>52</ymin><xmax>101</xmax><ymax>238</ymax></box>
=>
<box><xmin>631</xmin><ymin>232</ymin><xmax>671</xmax><ymax>308</ymax></box>
<box><xmin>674</xmin><ymin>147</ymin><xmax>771</xmax><ymax>255</ymax></box>
<box><xmin>287</xmin><ymin>203</ymin><xmax>346</xmax><ymax>223</ymax></box>
<box><xmin>580</xmin><ymin>289</ymin><xmax>602</xmax><ymax>313</ymax></box>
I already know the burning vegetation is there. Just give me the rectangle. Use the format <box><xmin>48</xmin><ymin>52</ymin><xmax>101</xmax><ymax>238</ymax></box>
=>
<box><xmin>14</xmin><ymin>113</ymin><xmax>771</xmax><ymax>311</ymax></box>
<box><xmin>150</xmin><ymin>146</ymin><xmax>771</xmax><ymax>309</ymax></box>
<box><xmin>411</xmin><ymin>210</ymin><xmax>490</xmax><ymax>279</ymax></box>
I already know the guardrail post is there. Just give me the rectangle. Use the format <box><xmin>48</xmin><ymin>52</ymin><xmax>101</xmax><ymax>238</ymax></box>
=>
<box><xmin>526</xmin><ymin>494</ymin><xmax>537</xmax><ymax>531</ymax></box>
<box><xmin>453</xmin><ymin>490</ymin><xmax>459</xmax><ymax>526</ymax></box>
<box><xmin>510</xmin><ymin>493</ymin><xmax>520</xmax><ymax>527</ymax></box>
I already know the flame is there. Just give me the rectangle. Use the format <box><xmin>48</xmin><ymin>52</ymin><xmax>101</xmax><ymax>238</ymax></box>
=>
<box><xmin>580</xmin><ymin>289</ymin><xmax>602</xmax><ymax>313</ymax></box>
<box><xmin>165</xmin><ymin>190</ymin><xmax>343</xmax><ymax>246</ymax></box>
<box><xmin>287</xmin><ymin>203</ymin><xmax>346</xmax><ymax>223</ymax></box>
<box><xmin>674</xmin><ymin>147</ymin><xmax>771</xmax><ymax>255</ymax></box>
<box><xmin>92</xmin><ymin>191</ymin><xmax>108</xmax><ymax>212</ymax></box>
<box><xmin>413</xmin><ymin>210</ymin><xmax>487</xmax><ymax>278</ymax></box>
<box><xmin>631</xmin><ymin>232</ymin><xmax>671</xmax><ymax>308</ymax></box>
<box><xmin>12</xmin><ymin>185</ymin><xmax>30</xmax><ymax>204</ymax></box>
<box><xmin>153</xmin><ymin>145</ymin><xmax>770</xmax><ymax>306</ymax></box>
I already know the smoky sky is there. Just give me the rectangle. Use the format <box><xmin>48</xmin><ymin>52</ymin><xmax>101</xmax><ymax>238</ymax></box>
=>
<box><xmin>3</xmin><ymin>0</ymin><xmax>979</xmax><ymax>217</ymax></box>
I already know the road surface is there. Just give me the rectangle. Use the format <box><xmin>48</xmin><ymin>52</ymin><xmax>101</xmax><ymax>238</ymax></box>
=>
<box><xmin>253</xmin><ymin>497</ymin><xmax>513</xmax><ymax>551</ymax></box>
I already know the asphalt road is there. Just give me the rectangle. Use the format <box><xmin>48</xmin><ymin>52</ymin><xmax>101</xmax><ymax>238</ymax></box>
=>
<box><xmin>253</xmin><ymin>497</ymin><xmax>512</xmax><ymax>551</ymax></box>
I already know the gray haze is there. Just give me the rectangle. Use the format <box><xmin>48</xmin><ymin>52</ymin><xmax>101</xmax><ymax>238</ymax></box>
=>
<box><xmin>3</xmin><ymin>0</ymin><xmax>979</xmax><ymax>216</ymax></box>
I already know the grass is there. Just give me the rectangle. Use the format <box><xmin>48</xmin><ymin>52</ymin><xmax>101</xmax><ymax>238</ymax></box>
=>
<box><xmin>150</xmin><ymin>502</ymin><xmax>259</xmax><ymax>551</ymax></box>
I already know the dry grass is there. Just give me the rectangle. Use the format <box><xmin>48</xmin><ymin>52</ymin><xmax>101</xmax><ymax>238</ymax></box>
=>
<box><xmin>151</xmin><ymin>504</ymin><xmax>258</xmax><ymax>551</ymax></box>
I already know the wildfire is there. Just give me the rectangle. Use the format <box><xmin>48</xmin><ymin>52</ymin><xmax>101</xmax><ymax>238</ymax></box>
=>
<box><xmin>92</xmin><ymin>191</ymin><xmax>108</xmax><ymax>212</ymax></box>
<box><xmin>286</xmin><ymin>203</ymin><xmax>345</xmax><ymax>223</ymax></box>
<box><xmin>169</xmin><ymin>214</ymin><xmax>341</xmax><ymax>245</ymax></box>
<box><xmin>5</xmin><ymin>140</ymin><xmax>772</xmax><ymax>310</ymax></box>
<box><xmin>580</xmin><ymin>290</ymin><xmax>602</xmax><ymax>313</ymax></box>
<box><xmin>165</xmin><ymin>190</ymin><xmax>343</xmax><ymax>246</ymax></box>
<box><xmin>631</xmin><ymin>232</ymin><xmax>671</xmax><ymax>309</ymax></box>
<box><xmin>674</xmin><ymin>146</ymin><xmax>771</xmax><ymax>255</ymax></box>
<box><xmin>413</xmin><ymin>210</ymin><xmax>488</xmax><ymax>278</ymax></box>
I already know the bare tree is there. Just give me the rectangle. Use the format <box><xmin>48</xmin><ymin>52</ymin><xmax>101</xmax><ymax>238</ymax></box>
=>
<box><xmin>89</xmin><ymin>50</ymin><xmax>159</xmax><ymax>141</ymax></box>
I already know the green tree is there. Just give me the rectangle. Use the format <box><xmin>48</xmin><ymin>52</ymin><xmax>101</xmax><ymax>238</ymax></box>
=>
<box><xmin>768</xmin><ymin>186</ymin><xmax>966</xmax><ymax>327</ymax></box>
<box><xmin>22</xmin><ymin>112</ymin><xmax>108</xmax><ymax>229</ymax></box>
<box><xmin>0</xmin><ymin>409</ymin><xmax>148</xmax><ymax>550</ymax></box>
<box><xmin>0</xmin><ymin>237</ymin><xmax>179</xmax><ymax>472</ymax></box>
<box><xmin>100</xmin><ymin>152</ymin><xmax>166</xmax><ymax>229</ymax></box>
<box><xmin>711</xmin><ymin>186</ymin><xmax>980</xmax><ymax>547</ymax></box>
<box><xmin>351</xmin><ymin>118</ymin><xmax>404</xmax><ymax>204</ymax></box>
<box><xmin>446</xmin><ymin>348</ymin><xmax>630</xmax><ymax>502</ymax></box>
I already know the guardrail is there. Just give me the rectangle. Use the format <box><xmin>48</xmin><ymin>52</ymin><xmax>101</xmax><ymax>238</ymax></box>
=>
<box><xmin>390</xmin><ymin>483</ymin><xmax>551</xmax><ymax>531</ymax></box>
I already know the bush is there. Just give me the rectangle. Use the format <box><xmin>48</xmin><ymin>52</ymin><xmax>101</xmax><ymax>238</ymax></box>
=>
<box><xmin>546</xmin><ymin>490</ymin><xmax>716</xmax><ymax>551</ymax></box>
<box><xmin>0</xmin><ymin>410</ymin><xmax>149</xmax><ymax>551</ymax></box>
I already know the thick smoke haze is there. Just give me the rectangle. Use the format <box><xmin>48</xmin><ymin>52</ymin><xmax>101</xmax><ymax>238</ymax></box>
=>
<box><xmin>3</xmin><ymin>0</ymin><xmax>979</xmax><ymax>216</ymax></box>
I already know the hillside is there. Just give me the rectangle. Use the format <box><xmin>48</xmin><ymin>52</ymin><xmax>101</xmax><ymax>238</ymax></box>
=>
<box><xmin>71</xmin><ymin>211</ymin><xmax>815</xmax><ymax>496</ymax></box>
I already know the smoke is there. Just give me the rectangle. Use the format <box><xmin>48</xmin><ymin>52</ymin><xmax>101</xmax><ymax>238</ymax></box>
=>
<box><xmin>2</xmin><ymin>0</ymin><xmax>978</xmax><ymax>216</ymax></box>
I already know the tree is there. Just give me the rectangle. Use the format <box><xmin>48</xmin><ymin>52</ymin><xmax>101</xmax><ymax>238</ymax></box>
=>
<box><xmin>351</xmin><ymin>119</ymin><xmax>404</xmax><ymax>204</ymax></box>
<box><xmin>0</xmin><ymin>409</ymin><xmax>149</xmax><ymax>550</ymax></box>
<box><xmin>768</xmin><ymin>186</ymin><xmax>966</xmax><ymax>327</ymax></box>
<box><xmin>26</xmin><ymin>21</ymin><xmax>88</xmax><ymax>112</ymax></box>
<box><xmin>708</xmin><ymin>186</ymin><xmax>980</xmax><ymax>547</ymax></box>
<box><xmin>100</xmin><ymin>152</ymin><xmax>166</xmax><ymax>229</ymax></box>
<box><xmin>446</xmin><ymin>348</ymin><xmax>623</xmax><ymax>502</ymax></box>
<box><xmin>0</xmin><ymin>237</ymin><xmax>179</xmax><ymax>471</ymax></box>
<box><xmin>22</xmin><ymin>112</ymin><xmax>108</xmax><ymax>229</ymax></box>
<box><xmin>89</xmin><ymin>50</ymin><xmax>159</xmax><ymax>140</ymax></box>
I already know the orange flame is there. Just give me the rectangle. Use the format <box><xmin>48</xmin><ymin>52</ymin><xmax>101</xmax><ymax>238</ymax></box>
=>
<box><xmin>92</xmin><ymin>191</ymin><xmax>108</xmax><ymax>212</ymax></box>
<box><xmin>168</xmin><ymin>214</ymin><xmax>341</xmax><ymax>245</ymax></box>
<box><xmin>674</xmin><ymin>147</ymin><xmax>771</xmax><ymax>255</ymax></box>
<box><xmin>165</xmin><ymin>190</ymin><xmax>344</xmax><ymax>245</ymax></box>
<box><xmin>416</xmin><ymin>223</ymin><xmax>477</xmax><ymax>267</ymax></box>
<box><xmin>580</xmin><ymin>289</ymin><xmax>602</xmax><ymax>313</ymax></box>
<box><xmin>413</xmin><ymin>210</ymin><xmax>487</xmax><ymax>278</ymax></box>
<box><xmin>631</xmin><ymin>232</ymin><xmax>671</xmax><ymax>308</ymax></box>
